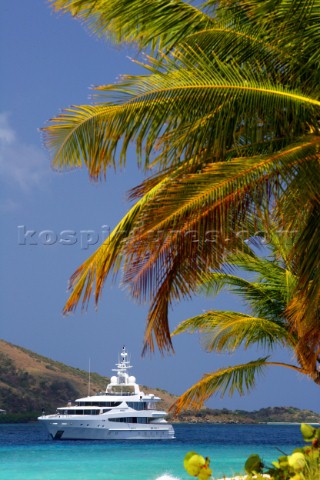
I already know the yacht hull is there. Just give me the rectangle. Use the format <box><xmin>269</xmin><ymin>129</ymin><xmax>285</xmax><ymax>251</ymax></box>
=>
<box><xmin>39</xmin><ymin>417</ymin><xmax>175</xmax><ymax>440</ymax></box>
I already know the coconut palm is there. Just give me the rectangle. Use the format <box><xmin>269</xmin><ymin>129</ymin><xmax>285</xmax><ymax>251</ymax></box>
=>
<box><xmin>170</xmin><ymin>228</ymin><xmax>320</xmax><ymax>413</ymax></box>
<box><xmin>46</xmin><ymin>1</ymin><xmax>320</xmax><ymax>365</ymax></box>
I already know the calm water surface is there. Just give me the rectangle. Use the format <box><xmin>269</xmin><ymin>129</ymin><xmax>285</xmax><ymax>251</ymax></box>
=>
<box><xmin>0</xmin><ymin>423</ymin><xmax>303</xmax><ymax>480</ymax></box>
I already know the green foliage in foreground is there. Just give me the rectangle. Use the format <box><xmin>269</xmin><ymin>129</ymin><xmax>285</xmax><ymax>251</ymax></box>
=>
<box><xmin>184</xmin><ymin>424</ymin><xmax>320</xmax><ymax>480</ymax></box>
<box><xmin>244</xmin><ymin>424</ymin><xmax>320</xmax><ymax>480</ymax></box>
<box><xmin>184</xmin><ymin>452</ymin><xmax>212</xmax><ymax>480</ymax></box>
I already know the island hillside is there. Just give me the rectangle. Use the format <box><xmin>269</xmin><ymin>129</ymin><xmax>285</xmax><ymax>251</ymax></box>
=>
<box><xmin>0</xmin><ymin>339</ymin><xmax>319</xmax><ymax>424</ymax></box>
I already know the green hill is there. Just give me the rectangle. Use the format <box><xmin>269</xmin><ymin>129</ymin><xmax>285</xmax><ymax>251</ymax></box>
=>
<box><xmin>0</xmin><ymin>339</ymin><xmax>177</xmax><ymax>419</ymax></box>
<box><xmin>0</xmin><ymin>339</ymin><xmax>319</xmax><ymax>424</ymax></box>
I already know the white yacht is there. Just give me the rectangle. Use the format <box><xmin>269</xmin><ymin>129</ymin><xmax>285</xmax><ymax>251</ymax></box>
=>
<box><xmin>38</xmin><ymin>347</ymin><xmax>175</xmax><ymax>440</ymax></box>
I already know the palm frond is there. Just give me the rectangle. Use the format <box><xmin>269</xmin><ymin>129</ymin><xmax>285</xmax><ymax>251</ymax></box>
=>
<box><xmin>200</xmin><ymin>270</ymin><xmax>290</xmax><ymax>316</ymax></box>
<box><xmin>63</xmin><ymin>164</ymin><xmax>181</xmax><ymax>312</ymax></box>
<box><xmin>50</xmin><ymin>0</ymin><xmax>213</xmax><ymax>53</ymax></box>
<box><xmin>170</xmin><ymin>356</ymin><xmax>305</xmax><ymax>413</ymax></box>
<box><xmin>123</xmin><ymin>140</ymin><xmax>320</xmax><ymax>250</ymax></box>
<box><xmin>170</xmin><ymin>357</ymin><xmax>270</xmax><ymax>413</ymax></box>
<box><xmin>204</xmin><ymin>1</ymin><xmax>320</xmax><ymax>86</ymax></box>
<box><xmin>43</xmin><ymin>45</ymin><xmax>320</xmax><ymax>177</ymax></box>
<box><xmin>200</xmin><ymin>272</ymin><xmax>241</xmax><ymax>296</ymax></box>
<box><xmin>141</xmin><ymin>251</ymin><xmax>202</xmax><ymax>353</ymax></box>
<box><xmin>60</xmin><ymin>137</ymin><xmax>319</xmax><ymax>352</ymax></box>
<box><xmin>172</xmin><ymin>311</ymin><xmax>294</xmax><ymax>352</ymax></box>
<box><xmin>217</xmin><ymin>251</ymin><xmax>297</xmax><ymax>317</ymax></box>
<box><xmin>119</xmin><ymin>142</ymin><xmax>319</xmax><ymax>351</ymax></box>
<box><xmin>280</xmin><ymin>160</ymin><xmax>320</xmax><ymax>317</ymax></box>
<box><xmin>183</xmin><ymin>24</ymin><xmax>291</xmax><ymax>71</ymax></box>
<box><xmin>43</xmin><ymin>104</ymin><xmax>122</xmax><ymax>177</ymax></box>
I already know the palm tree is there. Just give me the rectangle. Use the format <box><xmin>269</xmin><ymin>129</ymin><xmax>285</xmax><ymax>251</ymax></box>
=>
<box><xmin>46</xmin><ymin>1</ymin><xmax>320</xmax><ymax>366</ymax></box>
<box><xmin>170</xmin><ymin>228</ymin><xmax>320</xmax><ymax>413</ymax></box>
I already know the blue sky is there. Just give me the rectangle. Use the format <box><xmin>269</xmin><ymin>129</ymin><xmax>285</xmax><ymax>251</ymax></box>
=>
<box><xmin>1</xmin><ymin>0</ymin><xmax>319</xmax><ymax>412</ymax></box>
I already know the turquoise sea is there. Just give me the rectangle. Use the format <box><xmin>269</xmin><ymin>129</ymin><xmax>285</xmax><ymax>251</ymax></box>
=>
<box><xmin>0</xmin><ymin>423</ymin><xmax>304</xmax><ymax>480</ymax></box>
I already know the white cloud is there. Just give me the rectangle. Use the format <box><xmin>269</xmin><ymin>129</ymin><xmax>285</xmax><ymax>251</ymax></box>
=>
<box><xmin>0</xmin><ymin>112</ymin><xmax>50</xmax><ymax>192</ymax></box>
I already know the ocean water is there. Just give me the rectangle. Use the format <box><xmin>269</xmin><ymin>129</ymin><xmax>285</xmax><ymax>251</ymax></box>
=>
<box><xmin>0</xmin><ymin>423</ymin><xmax>304</xmax><ymax>480</ymax></box>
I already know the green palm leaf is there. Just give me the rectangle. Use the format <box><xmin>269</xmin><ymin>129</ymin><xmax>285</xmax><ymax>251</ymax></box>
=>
<box><xmin>50</xmin><ymin>0</ymin><xmax>213</xmax><ymax>53</ymax></box>
<box><xmin>172</xmin><ymin>311</ymin><xmax>295</xmax><ymax>352</ymax></box>
<box><xmin>43</xmin><ymin>46</ymin><xmax>320</xmax><ymax>175</ymax></box>
<box><xmin>200</xmin><ymin>252</ymin><xmax>297</xmax><ymax>321</ymax></box>
<box><xmin>123</xmin><ymin>140</ymin><xmax>319</xmax><ymax>257</ymax></box>
<box><xmin>182</xmin><ymin>24</ymin><xmax>292</xmax><ymax>70</ymax></box>
<box><xmin>170</xmin><ymin>356</ymin><xmax>304</xmax><ymax>413</ymax></box>
<box><xmin>200</xmin><ymin>269</ymin><xmax>291</xmax><ymax>308</ymax></box>
<box><xmin>171</xmin><ymin>357</ymin><xmax>270</xmax><ymax>413</ymax></box>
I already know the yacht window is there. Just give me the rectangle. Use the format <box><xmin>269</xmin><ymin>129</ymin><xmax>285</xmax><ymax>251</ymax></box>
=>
<box><xmin>109</xmin><ymin>417</ymin><xmax>150</xmax><ymax>424</ymax></box>
<box><xmin>126</xmin><ymin>402</ymin><xmax>147</xmax><ymax>410</ymax></box>
<box><xmin>76</xmin><ymin>401</ymin><xmax>121</xmax><ymax>407</ymax></box>
<box><xmin>107</xmin><ymin>385</ymin><xmax>135</xmax><ymax>394</ymax></box>
<box><xmin>61</xmin><ymin>409</ymin><xmax>101</xmax><ymax>415</ymax></box>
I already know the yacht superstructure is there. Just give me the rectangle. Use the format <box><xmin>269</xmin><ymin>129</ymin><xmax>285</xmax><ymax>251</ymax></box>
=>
<box><xmin>38</xmin><ymin>347</ymin><xmax>175</xmax><ymax>440</ymax></box>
